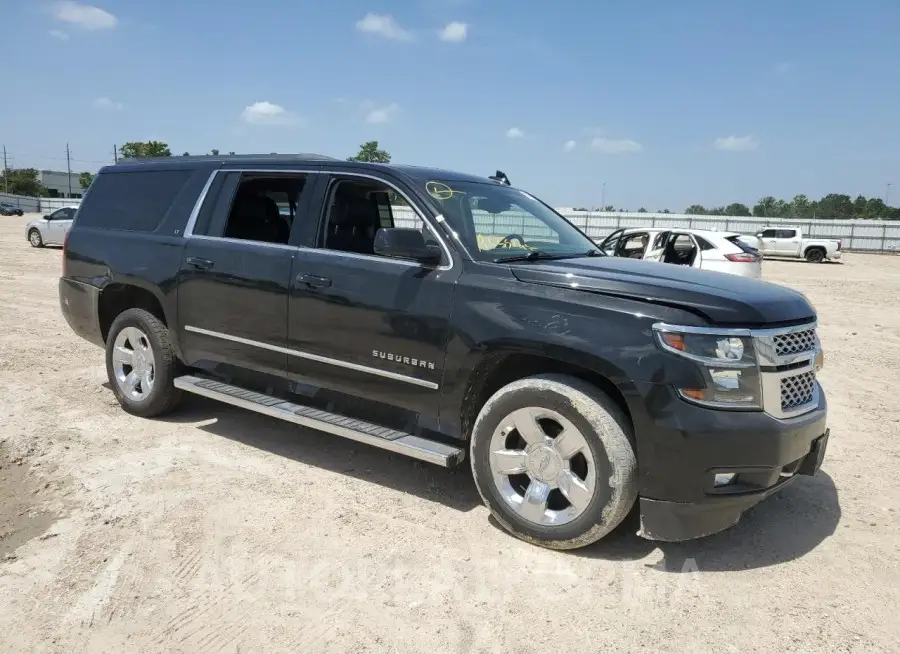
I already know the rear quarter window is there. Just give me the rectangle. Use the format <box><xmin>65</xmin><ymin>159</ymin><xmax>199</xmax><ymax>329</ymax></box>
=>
<box><xmin>75</xmin><ymin>169</ymin><xmax>193</xmax><ymax>232</ymax></box>
<box><xmin>726</xmin><ymin>235</ymin><xmax>759</xmax><ymax>254</ymax></box>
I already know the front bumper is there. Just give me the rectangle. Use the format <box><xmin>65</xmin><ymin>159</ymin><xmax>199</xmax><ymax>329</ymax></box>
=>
<box><xmin>638</xmin><ymin>429</ymin><xmax>829</xmax><ymax>541</ymax></box>
<box><xmin>628</xmin><ymin>381</ymin><xmax>829</xmax><ymax>541</ymax></box>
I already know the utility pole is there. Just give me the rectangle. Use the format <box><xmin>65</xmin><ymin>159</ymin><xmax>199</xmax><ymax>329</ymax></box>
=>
<box><xmin>2</xmin><ymin>145</ymin><xmax>7</xmax><ymax>194</ymax></box>
<box><xmin>113</xmin><ymin>144</ymin><xmax>118</xmax><ymax>164</ymax></box>
<box><xmin>600</xmin><ymin>182</ymin><xmax>606</xmax><ymax>210</ymax></box>
<box><xmin>886</xmin><ymin>183</ymin><xmax>892</xmax><ymax>207</ymax></box>
<box><xmin>66</xmin><ymin>143</ymin><xmax>72</xmax><ymax>198</ymax></box>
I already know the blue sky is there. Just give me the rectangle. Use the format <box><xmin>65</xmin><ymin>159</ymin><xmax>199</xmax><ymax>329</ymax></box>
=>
<box><xmin>3</xmin><ymin>0</ymin><xmax>899</xmax><ymax>210</ymax></box>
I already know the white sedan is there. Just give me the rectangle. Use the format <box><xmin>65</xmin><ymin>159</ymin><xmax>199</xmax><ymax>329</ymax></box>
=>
<box><xmin>25</xmin><ymin>206</ymin><xmax>78</xmax><ymax>248</ymax></box>
<box><xmin>597</xmin><ymin>227</ymin><xmax>763</xmax><ymax>278</ymax></box>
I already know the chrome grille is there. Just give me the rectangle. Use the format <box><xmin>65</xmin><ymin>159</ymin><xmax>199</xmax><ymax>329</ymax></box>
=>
<box><xmin>773</xmin><ymin>329</ymin><xmax>817</xmax><ymax>357</ymax></box>
<box><xmin>781</xmin><ymin>371</ymin><xmax>816</xmax><ymax>410</ymax></box>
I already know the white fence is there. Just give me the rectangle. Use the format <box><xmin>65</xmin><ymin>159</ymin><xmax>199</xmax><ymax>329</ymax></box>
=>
<box><xmin>394</xmin><ymin>209</ymin><xmax>900</xmax><ymax>254</ymax></box>
<box><xmin>0</xmin><ymin>192</ymin><xmax>80</xmax><ymax>214</ymax></box>
<box><xmin>2</xmin><ymin>191</ymin><xmax>898</xmax><ymax>253</ymax></box>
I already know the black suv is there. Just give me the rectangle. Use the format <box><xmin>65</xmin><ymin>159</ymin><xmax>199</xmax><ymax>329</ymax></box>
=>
<box><xmin>59</xmin><ymin>154</ymin><xmax>829</xmax><ymax>549</ymax></box>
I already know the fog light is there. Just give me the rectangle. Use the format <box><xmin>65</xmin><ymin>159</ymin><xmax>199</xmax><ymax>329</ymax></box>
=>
<box><xmin>714</xmin><ymin>473</ymin><xmax>737</xmax><ymax>487</ymax></box>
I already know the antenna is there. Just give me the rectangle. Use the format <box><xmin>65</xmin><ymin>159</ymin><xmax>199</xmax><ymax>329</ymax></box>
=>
<box><xmin>489</xmin><ymin>170</ymin><xmax>511</xmax><ymax>185</ymax></box>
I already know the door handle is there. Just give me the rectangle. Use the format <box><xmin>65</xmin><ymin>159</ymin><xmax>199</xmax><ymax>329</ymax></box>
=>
<box><xmin>295</xmin><ymin>273</ymin><xmax>332</xmax><ymax>288</ymax></box>
<box><xmin>186</xmin><ymin>256</ymin><xmax>214</xmax><ymax>270</ymax></box>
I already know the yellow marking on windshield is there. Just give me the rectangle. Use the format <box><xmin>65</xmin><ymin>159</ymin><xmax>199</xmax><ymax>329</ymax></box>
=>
<box><xmin>426</xmin><ymin>181</ymin><xmax>466</xmax><ymax>200</ymax></box>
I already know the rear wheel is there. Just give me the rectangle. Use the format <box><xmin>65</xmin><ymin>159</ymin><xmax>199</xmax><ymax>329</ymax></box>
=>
<box><xmin>470</xmin><ymin>373</ymin><xmax>638</xmax><ymax>550</ymax></box>
<box><xmin>805</xmin><ymin>247</ymin><xmax>825</xmax><ymax>263</ymax></box>
<box><xmin>105</xmin><ymin>308</ymin><xmax>182</xmax><ymax>417</ymax></box>
<box><xmin>28</xmin><ymin>229</ymin><xmax>43</xmax><ymax>248</ymax></box>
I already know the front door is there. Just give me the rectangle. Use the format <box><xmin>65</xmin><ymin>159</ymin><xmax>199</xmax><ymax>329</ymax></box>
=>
<box><xmin>758</xmin><ymin>228</ymin><xmax>778</xmax><ymax>255</ymax></box>
<box><xmin>286</xmin><ymin>172</ymin><xmax>460</xmax><ymax>430</ymax></box>
<box><xmin>46</xmin><ymin>207</ymin><xmax>75</xmax><ymax>244</ymax></box>
<box><xmin>177</xmin><ymin>170</ymin><xmax>318</xmax><ymax>381</ymax></box>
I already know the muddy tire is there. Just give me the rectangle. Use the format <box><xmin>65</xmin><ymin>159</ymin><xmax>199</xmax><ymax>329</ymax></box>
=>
<box><xmin>105</xmin><ymin>308</ymin><xmax>182</xmax><ymax>418</ymax></box>
<box><xmin>470</xmin><ymin>373</ymin><xmax>638</xmax><ymax>550</ymax></box>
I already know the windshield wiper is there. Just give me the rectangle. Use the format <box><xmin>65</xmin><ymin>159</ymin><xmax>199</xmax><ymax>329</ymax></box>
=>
<box><xmin>493</xmin><ymin>250</ymin><xmax>568</xmax><ymax>263</ymax></box>
<box><xmin>494</xmin><ymin>249</ymin><xmax>603</xmax><ymax>263</ymax></box>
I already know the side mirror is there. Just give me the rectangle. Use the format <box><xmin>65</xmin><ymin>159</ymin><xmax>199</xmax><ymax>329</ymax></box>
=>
<box><xmin>374</xmin><ymin>228</ymin><xmax>442</xmax><ymax>264</ymax></box>
<box><xmin>43</xmin><ymin>215</ymin><xmax>50</xmax><ymax>220</ymax></box>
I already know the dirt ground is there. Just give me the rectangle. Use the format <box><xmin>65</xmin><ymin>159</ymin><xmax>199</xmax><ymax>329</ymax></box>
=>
<box><xmin>1</xmin><ymin>214</ymin><xmax>898</xmax><ymax>653</ymax></box>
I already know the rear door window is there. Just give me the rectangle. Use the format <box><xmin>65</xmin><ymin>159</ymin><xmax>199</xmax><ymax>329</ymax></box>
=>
<box><xmin>75</xmin><ymin>169</ymin><xmax>193</xmax><ymax>232</ymax></box>
<box><xmin>726</xmin><ymin>235</ymin><xmax>759</xmax><ymax>254</ymax></box>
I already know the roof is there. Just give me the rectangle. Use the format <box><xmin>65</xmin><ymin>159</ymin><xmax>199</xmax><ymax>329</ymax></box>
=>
<box><xmin>105</xmin><ymin>154</ymin><xmax>506</xmax><ymax>187</ymax></box>
<box><xmin>616</xmin><ymin>226</ymin><xmax>746</xmax><ymax>237</ymax></box>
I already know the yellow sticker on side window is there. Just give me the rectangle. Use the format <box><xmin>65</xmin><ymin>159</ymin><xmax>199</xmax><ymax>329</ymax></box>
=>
<box><xmin>425</xmin><ymin>181</ymin><xmax>465</xmax><ymax>200</ymax></box>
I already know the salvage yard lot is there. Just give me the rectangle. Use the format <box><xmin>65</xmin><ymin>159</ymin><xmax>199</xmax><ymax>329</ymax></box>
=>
<box><xmin>1</xmin><ymin>213</ymin><xmax>899</xmax><ymax>653</ymax></box>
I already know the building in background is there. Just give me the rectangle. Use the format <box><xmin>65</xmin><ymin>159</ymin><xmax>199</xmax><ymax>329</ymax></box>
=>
<box><xmin>38</xmin><ymin>170</ymin><xmax>83</xmax><ymax>199</ymax></box>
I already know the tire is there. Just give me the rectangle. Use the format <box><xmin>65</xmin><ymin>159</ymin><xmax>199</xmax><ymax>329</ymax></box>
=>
<box><xmin>28</xmin><ymin>229</ymin><xmax>43</xmax><ymax>248</ymax></box>
<box><xmin>105</xmin><ymin>308</ymin><xmax>182</xmax><ymax>417</ymax></box>
<box><xmin>470</xmin><ymin>373</ymin><xmax>638</xmax><ymax>550</ymax></box>
<box><xmin>805</xmin><ymin>247</ymin><xmax>825</xmax><ymax>263</ymax></box>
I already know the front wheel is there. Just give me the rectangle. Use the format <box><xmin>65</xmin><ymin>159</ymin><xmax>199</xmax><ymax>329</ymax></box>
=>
<box><xmin>470</xmin><ymin>373</ymin><xmax>638</xmax><ymax>550</ymax></box>
<box><xmin>105</xmin><ymin>308</ymin><xmax>182</xmax><ymax>417</ymax></box>
<box><xmin>28</xmin><ymin>229</ymin><xmax>43</xmax><ymax>248</ymax></box>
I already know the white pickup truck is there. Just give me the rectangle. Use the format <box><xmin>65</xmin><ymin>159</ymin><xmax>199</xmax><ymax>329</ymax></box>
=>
<box><xmin>755</xmin><ymin>227</ymin><xmax>842</xmax><ymax>263</ymax></box>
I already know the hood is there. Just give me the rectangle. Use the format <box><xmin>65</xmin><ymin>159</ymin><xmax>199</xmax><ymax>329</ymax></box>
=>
<box><xmin>510</xmin><ymin>256</ymin><xmax>815</xmax><ymax>325</ymax></box>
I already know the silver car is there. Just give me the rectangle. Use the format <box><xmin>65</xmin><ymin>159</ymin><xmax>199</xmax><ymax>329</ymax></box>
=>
<box><xmin>25</xmin><ymin>206</ymin><xmax>78</xmax><ymax>247</ymax></box>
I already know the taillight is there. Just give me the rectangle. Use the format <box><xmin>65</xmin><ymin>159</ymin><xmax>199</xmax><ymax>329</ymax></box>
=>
<box><xmin>725</xmin><ymin>253</ymin><xmax>758</xmax><ymax>263</ymax></box>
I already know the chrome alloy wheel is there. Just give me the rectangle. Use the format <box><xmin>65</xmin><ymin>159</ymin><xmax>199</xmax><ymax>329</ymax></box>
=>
<box><xmin>29</xmin><ymin>230</ymin><xmax>42</xmax><ymax>246</ymax></box>
<box><xmin>488</xmin><ymin>407</ymin><xmax>596</xmax><ymax>526</ymax></box>
<box><xmin>112</xmin><ymin>326</ymin><xmax>156</xmax><ymax>402</ymax></box>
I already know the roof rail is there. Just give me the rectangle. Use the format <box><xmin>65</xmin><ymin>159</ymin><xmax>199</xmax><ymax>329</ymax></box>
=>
<box><xmin>116</xmin><ymin>153</ymin><xmax>339</xmax><ymax>164</ymax></box>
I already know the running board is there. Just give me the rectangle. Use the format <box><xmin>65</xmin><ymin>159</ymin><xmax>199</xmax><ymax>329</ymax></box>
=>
<box><xmin>173</xmin><ymin>375</ymin><xmax>465</xmax><ymax>467</ymax></box>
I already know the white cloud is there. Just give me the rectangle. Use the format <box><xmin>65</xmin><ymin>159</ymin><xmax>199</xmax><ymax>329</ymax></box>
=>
<box><xmin>356</xmin><ymin>13</ymin><xmax>414</xmax><ymax>41</ymax></box>
<box><xmin>439</xmin><ymin>22</ymin><xmax>468</xmax><ymax>42</ymax></box>
<box><xmin>506</xmin><ymin>127</ymin><xmax>525</xmax><ymax>139</ymax></box>
<box><xmin>713</xmin><ymin>135</ymin><xmax>759</xmax><ymax>152</ymax></box>
<box><xmin>94</xmin><ymin>97</ymin><xmax>123</xmax><ymax>111</ymax></box>
<box><xmin>563</xmin><ymin>140</ymin><xmax>577</xmax><ymax>153</ymax></box>
<box><xmin>241</xmin><ymin>101</ymin><xmax>300</xmax><ymax>126</ymax></box>
<box><xmin>48</xmin><ymin>29</ymin><xmax>69</xmax><ymax>40</ymax></box>
<box><xmin>365</xmin><ymin>102</ymin><xmax>400</xmax><ymax>124</ymax></box>
<box><xmin>590</xmin><ymin>136</ymin><xmax>642</xmax><ymax>154</ymax></box>
<box><xmin>54</xmin><ymin>1</ymin><xmax>117</xmax><ymax>30</ymax></box>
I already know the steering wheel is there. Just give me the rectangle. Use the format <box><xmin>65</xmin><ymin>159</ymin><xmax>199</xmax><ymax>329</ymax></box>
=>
<box><xmin>493</xmin><ymin>233</ymin><xmax>532</xmax><ymax>250</ymax></box>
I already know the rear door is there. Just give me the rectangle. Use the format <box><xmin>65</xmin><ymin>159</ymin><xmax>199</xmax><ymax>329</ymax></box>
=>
<box><xmin>177</xmin><ymin>169</ymin><xmax>320</xmax><ymax>380</ymax></box>
<box><xmin>643</xmin><ymin>230</ymin><xmax>669</xmax><ymax>261</ymax></box>
<box><xmin>776</xmin><ymin>228</ymin><xmax>801</xmax><ymax>256</ymax></box>
<box><xmin>46</xmin><ymin>207</ymin><xmax>75</xmax><ymax>244</ymax></box>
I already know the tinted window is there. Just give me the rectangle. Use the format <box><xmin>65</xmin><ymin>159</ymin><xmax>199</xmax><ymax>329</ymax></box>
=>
<box><xmin>695</xmin><ymin>235</ymin><xmax>716</xmax><ymax>250</ymax></box>
<box><xmin>760</xmin><ymin>229</ymin><xmax>776</xmax><ymax>238</ymax></box>
<box><xmin>776</xmin><ymin>229</ymin><xmax>797</xmax><ymax>239</ymax></box>
<box><xmin>76</xmin><ymin>170</ymin><xmax>192</xmax><ymax>232</ymax></box>
<box><xmin>213</xmin><ymin>173</ymin><xmax>307</xmax><ymax>244</ymax></box>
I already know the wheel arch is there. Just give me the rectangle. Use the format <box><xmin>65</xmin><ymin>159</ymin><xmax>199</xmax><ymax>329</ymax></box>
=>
<box><xmin>457</xmin><ymin>343</ymin><xmax>637</xmax><ymax>444</ymax></box>
<box><xmin>98</xmin><ymin>282</ymin><xmax>170</xmax><ymax>343</ymax></box>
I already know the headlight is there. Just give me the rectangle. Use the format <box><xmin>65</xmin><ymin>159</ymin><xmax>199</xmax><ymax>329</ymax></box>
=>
<box><xmin>653</xmin><ymin>324</ymin><xmax>761</xmax><ymax>409</ymax></box>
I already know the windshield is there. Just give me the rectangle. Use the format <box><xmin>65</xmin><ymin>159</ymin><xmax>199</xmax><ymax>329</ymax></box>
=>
<box><xmin>423</xmin><ymin>180</ymin><xmax>600</xmax><ymax>261</ymax></box>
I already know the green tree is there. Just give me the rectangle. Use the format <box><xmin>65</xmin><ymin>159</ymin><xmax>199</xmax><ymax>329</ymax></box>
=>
<box><xmin>119</xmin><ymin>141</ymin><xmax>172</xmax><ymax>159</ymax></box>
<box><xmin>79</xmin><ymin>172</ymin><xmax>95</xmax><ymax>190</ymax></box>
<box><xmin>752</xmin><ymin>196</ymin><xmax>778</xmax><ymax>217</ymax></box>
<box><xmin>210</xmin><ymin>149</ymin><xmax>220</xmax><ymax>155</ymax></box>
<box><xmin>347</xmin><ymin>140</ymin><xmax>391</xmax><ymax>163</ymax></box>
<box><xmin>815</xmin><ymin>193</ymin><xmax>854</xmax><ymax>219</ymax></box>
<box><xmin>790</xmin><ymin>194</ymin><xmax>812</xmax><ymax>218</ymax></box>
<box><xmin>637</xmin><ymin>207</ymin><xmax>647</xmax><ymax>212</ymax></box>
<box><xmin>601</xmin><ymin>205</ymin><xmax>615</xmax><ymax>211</ymax></box>
<box><xmin>182</xmin><ymin>151</ymin><xmax>191</xmax><ymax>156</ymax></box>
<box><xmin>0</xmin><ymin>168</ymin><xmax>47</xmax><ymax>196</ymax></box>
<box><xmin>724</xmin><ymin>203</ymin><xmax>751</xmax><ymax>216</ymax></box>
<box><xmin>685</xmin><ymin>205</ymin><xmax>707</xmax><ymax>215</ymax></box>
